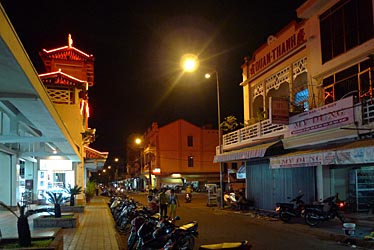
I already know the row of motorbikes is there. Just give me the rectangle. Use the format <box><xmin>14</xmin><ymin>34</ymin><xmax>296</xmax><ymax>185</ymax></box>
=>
<box><xmin>275</xmin><ymin>193</ymin><xmax>346</xmax><ymax>226</ymax></box>
<box><xmin>109</xmin><ymin>195</ymin><xmax>252</xmax><ymax>250</ymax></box>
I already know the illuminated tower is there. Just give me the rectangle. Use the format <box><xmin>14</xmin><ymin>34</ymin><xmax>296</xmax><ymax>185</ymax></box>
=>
<box><xmin>39</xmin><ymin>34</ymin><xmax>95</xmax><ymax>144</ymax></box>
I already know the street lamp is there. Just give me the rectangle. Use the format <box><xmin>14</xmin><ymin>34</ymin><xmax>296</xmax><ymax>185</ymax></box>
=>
<box><xmin>181</xmin><ymin>54</ymin><xmax>224</xmax><ymax>208</ymax></box>
<box><xmin>135</xmin><ymin>137</ymin><xmax>151</xmax><ymax>191</ymax></box>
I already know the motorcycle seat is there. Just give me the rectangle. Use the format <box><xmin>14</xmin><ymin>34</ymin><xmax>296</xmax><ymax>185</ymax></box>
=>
<box><xmin>179</xmin><ymin>221</ymin><xmax>198</xmax><ymax>231</ymax></box>
<box><xmin>199</xmin><ymin>240</ymin><xmax>251</xmax><ymax>250</ymax></box>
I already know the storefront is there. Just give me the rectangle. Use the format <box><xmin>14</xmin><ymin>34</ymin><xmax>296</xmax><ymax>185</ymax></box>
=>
<box><xmin>37</xmin><ymin>159</ymin><xmax>75</xmax><ymax>202</ymax></box>
<box><xmin>270</xmin><ymin>139</ymin><xmax>374</xmax><ymax>212</ymax></box>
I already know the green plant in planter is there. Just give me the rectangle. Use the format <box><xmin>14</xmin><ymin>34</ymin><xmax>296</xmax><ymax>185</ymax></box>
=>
<box><xmin>0</xmin><ymin>201</ymin><xmax>53</xmax><ymax>247</ymax></box>
<box><xmin>43</xmin><ymin>191</ymin><xmax>69</xmax><ymax>218</ymax></box>
<box><xmin>85</xmin><ymin>180</ymin><xmax>96</xmax><ymax>202</ymax></box>
<box><xmin>65</xmin><ymin>184</ymin><xmax>83</xmax><ymax>206</ymax></box>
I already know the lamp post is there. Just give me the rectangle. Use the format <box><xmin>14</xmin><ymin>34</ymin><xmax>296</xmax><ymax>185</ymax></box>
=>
<box><xmin>135</xmin><ymin>138</ymin><xmax>151</xmax><ymax>191</ymax></box>
<box><xmin>181</xmin><ymin>54</ymin><xmax>224</xmax><ymax>208</ymax></box>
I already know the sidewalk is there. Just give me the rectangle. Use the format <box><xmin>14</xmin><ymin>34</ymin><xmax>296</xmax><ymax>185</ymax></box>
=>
<box><xmin>0</xmin><ymin>196</ymin><xmax>122</xmax><ymax>250</ymax></box>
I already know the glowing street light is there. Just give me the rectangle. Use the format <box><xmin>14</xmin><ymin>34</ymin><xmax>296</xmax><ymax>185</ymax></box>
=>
<box><xmin>181</xmin><ymin>53</ymin><xmax>224</xmax><ymax>208</ymax></box>
<box><xmin>180</xmin><ymin>53</ymin><xmax>199</xmax><ymax>72</ymax></box>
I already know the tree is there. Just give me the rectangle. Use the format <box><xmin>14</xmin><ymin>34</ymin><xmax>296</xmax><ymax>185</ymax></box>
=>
<box><xmin>85</xmin><ymin>180</ymin><xmax>97</xmax><ymax>202</ymax></box>
<box><xmin>221</xmin><ymin>115</ymin><xmax>243</xmax><ymax>134</ymax></box>
<box><xmin>43</xmin><ymin>191</ymin><xmax>69</xmax><ymax>218</ymax></box>
<box><xmin>0</xmin><ymin>201</ymin><xmax>52</xmax><ymax>247</ymax></box>
<box><xmin>65</xmin><ymin>184</ymin><xmax>83</xmax><ymax>206</ymax></box>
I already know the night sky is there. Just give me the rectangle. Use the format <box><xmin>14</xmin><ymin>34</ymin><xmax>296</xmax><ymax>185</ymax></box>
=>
<box><xmin>1</xmin><ymin>0</ymin><xmax>306</xmax><ymax>158</ymax></box>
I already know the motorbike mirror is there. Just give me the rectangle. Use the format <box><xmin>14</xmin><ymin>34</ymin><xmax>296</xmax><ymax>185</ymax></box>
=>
<box><xmin>174</xmin><ymin>215</ymin><xmax>181</xmax><ymax>221</ymax></box>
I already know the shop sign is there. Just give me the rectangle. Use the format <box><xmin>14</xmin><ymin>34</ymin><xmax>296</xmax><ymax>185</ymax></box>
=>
<box><xmin>270</xmin><ymin>153</ymin><xmax>323</xmax><ymax>169</ymax></box>
<box><xmin>40</xmin><ymin>159</ymin><xmax>72</xmax><ymax>170</ymax></box>
<box><xmin>269</xmin><ymin>97</ymin><xmax>289</xmax><ymax>125</ymax></box>
<box><xmin>270</xmin><ymin>146</ymin><xmax>374</xmax><ymax>168</ymax></box>
<box><xmin>249</xmin><ymin>26</ymin><xmax>306</xmax><ymax>77</ymax></box>
<box><xmin>289</xmin><ymin>96</ymin><xmax>354</xmax><ymax>136</ymax></box>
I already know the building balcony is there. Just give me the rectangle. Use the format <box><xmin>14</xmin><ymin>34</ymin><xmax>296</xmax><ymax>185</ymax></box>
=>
<box><xmin>220</xmin><ymin>119</ymin><xmax>288</xmax><ymax>153</ymax></box>
<box><xmin>219</xmin><ymin>97</ymin><xmax>374</xmax><ymax>154</ymax></box>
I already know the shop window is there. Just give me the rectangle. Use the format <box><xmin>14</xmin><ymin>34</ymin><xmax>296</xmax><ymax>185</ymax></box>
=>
<box><xmin>322</xmin><ymin>59</ymin><xmax>374</xmax><ymax>104</ymax></box>
<box><xmin>294</xmin><ymin>89</ymin><xmax>309</xmax><ymax>111</ymax></box>
<box><xmin>320</xmin><ymin>0</ymin><xmax>374</xmax><ymax>64</ymax></box>
<box><xmin>187</xmin><ymin>136</ymin><xmax>193</xmax><ymax>147</ymax></box>
<box><xmin>188</xmin><ymin>156</ymin><xmax>194</xmax><ymax>167</ymax></box>
<box><xmin>19</xmin><ymin>160</ymin><xmax>25</xmax><ymax>178</ymax></box>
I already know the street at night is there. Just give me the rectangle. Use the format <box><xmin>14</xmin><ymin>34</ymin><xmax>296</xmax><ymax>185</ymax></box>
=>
<box><xmin>126</xmin><ymin>192</ymin><xmax>367</xmax><ymax>250</ymax></box>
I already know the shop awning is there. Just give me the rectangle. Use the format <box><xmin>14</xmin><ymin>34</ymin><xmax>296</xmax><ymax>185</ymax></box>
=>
<box><xmin>270</xmin><ymin>139</ymin><xmax>374</xmax><ymax>169</ymax></box>
<box><xmin>213</xmin><ymin>141</ymin><xmax>280</xmax><ymax>163</ymax></box>
<box><xmin>159</xmin><ymin>177</ymin><xmax>184</xmax><ymax>185</ymax></box>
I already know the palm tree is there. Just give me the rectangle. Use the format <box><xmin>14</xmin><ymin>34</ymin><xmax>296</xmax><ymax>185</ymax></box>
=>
<box><xmin>65</xmin><ymin>184</ymin><xmax>83</xmax><ymax>206</ymax></box>
<box><xmin>43</xmin><ymin>191</ymin><xmax>69</xmax><ymax>218</ymax></box>
<box><xmin>0</xmin><ymin>201</ymin><xmax>52</xmax><ymax>247</ymax></box>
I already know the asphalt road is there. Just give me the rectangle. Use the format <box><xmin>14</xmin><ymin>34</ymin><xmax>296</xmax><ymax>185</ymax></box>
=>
<box><xmin>125</xmin><ymin>192</ymin><xmax>364</xmax><ymax>250</ymax></box>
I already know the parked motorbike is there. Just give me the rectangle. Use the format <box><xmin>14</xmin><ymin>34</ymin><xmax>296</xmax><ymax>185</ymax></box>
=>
<box><xmin>304</xmin><ymin>194</ymin><xmax>345</xmax><ymax>227</ymax></box>
<box><xmin>128</xmin><ymin>212</ymin><xmax>160</xmax><ymax>250</ymax></box>
<box><xmin>199</xmin><ymin>240</ymin><xmax>252</xmax><ymax>250</ymax></box>
<box><xmin>275</xmin><ymin>194</ymin><xmax>305</xmax><ymax>222</ymax></box>
<box><xmin>163</xmin><ymin>221</ymin><xmax>199</xmax><ymax>250</ymax></box>
<box><xmin>137</xmin><ymin>216</ymin><xmax>180</xmax><ymax>250</ymax></box>
<box><xmin>185</xmin><ymin>193</ymin><xmax>192</xmax><ymax>203</ymax></box>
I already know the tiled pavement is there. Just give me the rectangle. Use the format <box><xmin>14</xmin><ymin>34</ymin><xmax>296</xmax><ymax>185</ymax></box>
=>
<box><xmin>0</xmin><ymin>196</ymin><xmax>121</xmax><ymax>250</ymax></box>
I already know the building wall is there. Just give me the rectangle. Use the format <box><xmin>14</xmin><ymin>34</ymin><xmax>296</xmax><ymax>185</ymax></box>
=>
<box><xmin>237</xmin><ymin>0</ymin><xmax>374</xmax><ymax>211</ymax></box>
<box><xmin>53</xmin><ymin>92</ymin><xmax>84</xmax><ymax>153</ymax></box>
<box><xmin>241</xmin><ymin>21</ymin><xmax>307</xmax><ymax>124</ymax></box>
<box><xmin>157</xmin><ymin>119</ymin><xmax>219</xmax><ymax>175</ymax></box>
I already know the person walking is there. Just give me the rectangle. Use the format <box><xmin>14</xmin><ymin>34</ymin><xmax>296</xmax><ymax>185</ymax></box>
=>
<box><xmin>159</xmin><ymin>188</ymin><xmax>169</xmax><ymax>218</ymax></box>
<box><xmin>168</xmin><ymin>189</ymin><xmax>180</xmax><ymax>219</ymax></box>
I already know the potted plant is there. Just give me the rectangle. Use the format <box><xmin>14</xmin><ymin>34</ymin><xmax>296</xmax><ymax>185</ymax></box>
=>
<box><xmin>85</xmin><ymin>180</ymin><xmax>96</xmax><ymax>203</ymax></box>
<box><xmin>65</xmin><ymin>184</ymin><xmax>83</xmax><ymax>206</ymax></box>
<box><xmin>0</xmin><ymin>201</ymin><xmax>52</xmax><ymax>247</ymax></box>
<box><xmin>43</xmin><ymin>191</ymin><xmax>69</xmax><ymax>218</ymax></box>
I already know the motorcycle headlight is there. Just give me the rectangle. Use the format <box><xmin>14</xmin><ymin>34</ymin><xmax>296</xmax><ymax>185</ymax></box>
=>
<box><xmin>275</xmin><ymin>207</ymin><xmax>281</xmax><ymax>212</ymax></box>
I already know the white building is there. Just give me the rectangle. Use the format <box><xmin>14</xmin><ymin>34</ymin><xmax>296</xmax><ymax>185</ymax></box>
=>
<box><xmin>215</xmin><ymin>0</ymin><xmax>374</xmax><ymax>212</ymax></box>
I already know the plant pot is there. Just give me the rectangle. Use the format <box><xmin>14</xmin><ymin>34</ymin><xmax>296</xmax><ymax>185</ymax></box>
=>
<box><xmin>60</xmin><ymin>205</ymin><xmax>84</xmax><ymax>213</ymax></box>
<box><xmin>33</xmin><ymin>213</ymin><xmax>79</xmax><ymax>228</ymax></box>
<box><xmin>0</xmin><ymin>229</ymin><xmax>63</xmax><ymax>250</ymax></box>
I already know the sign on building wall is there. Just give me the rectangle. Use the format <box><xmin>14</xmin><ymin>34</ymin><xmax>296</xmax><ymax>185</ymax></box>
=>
<box><xmin>288</xmin><ymin>96</ymin><xmax>354</xmax><ymax>136</ymax></box>
<box><xmin>270</xmin><ymin>146</ymin><xmax>374</xmax><ymax>169</ymax></box>
<box><xmin>248</xmin><ymin>24</ymin><xmax>306</xmax><ymax>78</ymax></box>
<box><xmin>269</xmin><ymin>97</ymin><xmax>289</xmax><ymax>125</ymax></box>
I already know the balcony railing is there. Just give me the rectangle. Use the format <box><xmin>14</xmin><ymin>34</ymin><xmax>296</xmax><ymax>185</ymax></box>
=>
<box><xmin>220</xmin><ymin>98</ymin><xmax>374</xmax><ymax>153</ymax></box>
<box><xmin>221</xmin><ymin>119</ymin><xmax>288</xmax><ymax>151</ymax></box>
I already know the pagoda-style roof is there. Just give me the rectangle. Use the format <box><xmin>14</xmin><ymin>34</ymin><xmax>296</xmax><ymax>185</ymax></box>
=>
<box><xmin>39</xmin><ymin>69</ymin><xmax>87</xmax><ymax>88</ymax></box>
<box><xmin>84</xmin><ymin>146</ymin><xmax>108</xmax><ymax>171</ymax></box>
<box><xmin>39</xmin><ymin>34</ymin><xmax>95</xmax><ymax>86</ymax></box>
<box><xmin>84</xmin><ymin>146</ymin><xmax>108</xmax><ymax>159</ymax></box>
<box><xmin>39</xmin><ymin>34</ymin><xmax>94</xmax><ymax>61</ymax></box>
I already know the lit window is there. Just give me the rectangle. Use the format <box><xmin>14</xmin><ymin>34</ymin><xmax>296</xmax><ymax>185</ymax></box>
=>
<box><xmin>188</xmin><ymin>156</ymin><xmax>194</xmax><ymax>167</ymax></box>
<box><xmin>295</xmin><ymin>89</ymin><xmax>309</xmax><ymax>111</ymax></box>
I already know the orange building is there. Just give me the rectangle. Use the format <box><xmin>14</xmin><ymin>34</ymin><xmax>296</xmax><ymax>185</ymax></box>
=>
<box><xmin>141</xmin><ymin>119</ymin><xmax>220</xmax><ymax>190</ymax></box>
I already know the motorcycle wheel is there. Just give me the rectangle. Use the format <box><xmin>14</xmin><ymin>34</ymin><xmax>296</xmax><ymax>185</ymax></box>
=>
<box><xmin>279</xmin><ymin>211</ymin><xmax>292</xmax><ymax>222</ymax></box>
<box><xmin>305</xmin><ymin>211</ymin><xmax>320</xmax><ymax>227</ymax></box>
<box><xmin>178</xmin><ymin>235</ymin><xmax>195</xmax><ymax>250</ymax></box>
<box><xmin>127</xmin><ymin>231</ymin><xmax>138</xmax><ymax>250</ymax></box>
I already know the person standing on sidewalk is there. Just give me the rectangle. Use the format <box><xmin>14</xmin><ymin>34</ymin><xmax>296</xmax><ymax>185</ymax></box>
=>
<box><xmin>159</xmin><ymin>188</ymin><xmax>169</xmax><ymax>219</ymax></box>
<box><xmin>168</xmin><ymin>189</ymin><xmax>180</xmax><ymax>219</ymax></box>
